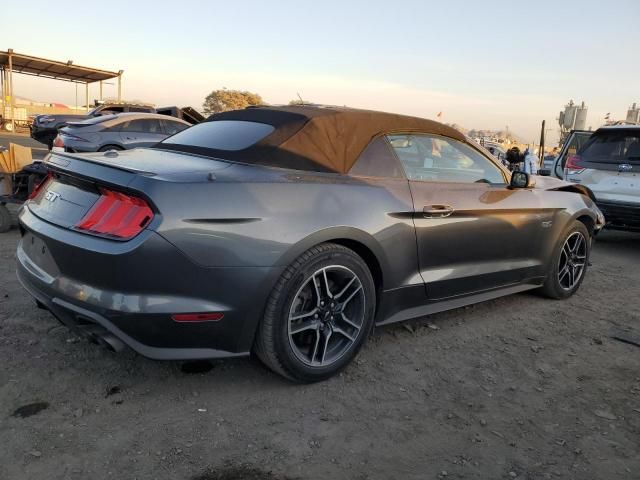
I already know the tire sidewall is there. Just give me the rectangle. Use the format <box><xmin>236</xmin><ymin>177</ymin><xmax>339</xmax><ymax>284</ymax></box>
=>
<box><xmin>272</xmin><ymin>248</ymin><xmax>376</xmax><ymax>381</ymax></box>
<box><xmin>546</xmin><ymin>221</ymin><xmax>590</xmax><ymax>299</ymax></box>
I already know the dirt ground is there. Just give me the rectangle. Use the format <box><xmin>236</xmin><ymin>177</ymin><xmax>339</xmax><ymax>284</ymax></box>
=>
<box><xmin>1</xmin><ymin>224</ymin><xmax>639</xmax><ymax>480</ymax></box>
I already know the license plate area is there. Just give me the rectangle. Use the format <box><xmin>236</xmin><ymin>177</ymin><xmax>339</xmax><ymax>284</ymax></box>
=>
<box><xmin>22</xmin><ymin>230</ymin><xmax>60</xmax><ymax>278</ymax></box>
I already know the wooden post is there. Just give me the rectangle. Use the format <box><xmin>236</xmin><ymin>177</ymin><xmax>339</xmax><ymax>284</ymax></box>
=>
<box><xmin>8</xmin><ymin>49</ymin><xmax>15</xmax><ymax>132</ymax></box>
<box><xmin>539</xmin><ymin>120</ymin><xmax>546</xmax><ymax>165</ymax></box>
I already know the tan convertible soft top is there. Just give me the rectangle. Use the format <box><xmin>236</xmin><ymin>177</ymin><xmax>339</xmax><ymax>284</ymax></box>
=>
<box><xmin>159</xmin><ymin>105</ymin><xmax>467</xmax><ymax>173</ymax></box>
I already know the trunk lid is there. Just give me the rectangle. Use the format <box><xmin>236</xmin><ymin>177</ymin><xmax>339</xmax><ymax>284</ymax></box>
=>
<box><xmin>29</xmin><ymin>175</ymin><xmax>101</xmax><ymax>229</ymax></box>
<box><xmin>28</xmin><ymin>149</ymin><xmax>231</xmax><ymax>233</ymax></box>
<box><xmin>48</xmin><ymin>148</ymin><xmax>231</xmax><ymax>177</ymax></box>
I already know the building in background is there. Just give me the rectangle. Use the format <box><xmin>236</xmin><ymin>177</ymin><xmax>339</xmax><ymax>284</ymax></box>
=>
<box><xmin>626</xmin><ymin>103</ymin><xmax>640</xmax><ymax>123</ymax></box>
<box><xmin>558</xmin><ymin>100</ymin><xmax>588</xmax><ymax>144</ymax></box>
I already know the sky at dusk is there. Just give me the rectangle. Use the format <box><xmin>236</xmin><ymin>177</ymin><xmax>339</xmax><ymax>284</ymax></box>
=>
<box><xmin>3</xmin><ymin>0</ymin><xmax>639</xmax><ymax>143</ymax></box>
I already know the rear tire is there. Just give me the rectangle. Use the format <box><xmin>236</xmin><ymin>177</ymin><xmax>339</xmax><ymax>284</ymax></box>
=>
<box><xmin>540</xmin><ymin>221</ymin><xmax>590</xmax><ymax>299</ymax></box>
<box><xmin>98</xmin><ymin>145</ymin><xmax>124</xmax><ymax>152</ymax></box>
<box><xmin>254</xmin><ymin>243</ymin><xmax>376</xmax><ymax>383</ymax></box>
<box><xmin>0</xmin><ymin>204</ymin><xmax>11</xmax><ymax>233</ymax></box>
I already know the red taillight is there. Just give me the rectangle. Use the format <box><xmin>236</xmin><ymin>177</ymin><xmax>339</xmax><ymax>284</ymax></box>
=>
<box><xmin>75</xmin><ymin>188</ymin><xmax>154</xmax><ymax>240</ymax></box>
<box><xmin>565</xmin><ymin>154</ymin><xmax>585</xmax><ymax>174</ymax></box>
<box><xmin>53</xmin><ymin>135</ymin><xmax>64</xmax><ymax>148</ymax></box>
<box><xmin>28</xmin><ymin>172</ymin><xmax>53</xmax><ymax>200</ymax></box>
<box><xmin>171</xmin><ymin>313</ymin><xmax>225</xmax><ymax>322</ymax></box>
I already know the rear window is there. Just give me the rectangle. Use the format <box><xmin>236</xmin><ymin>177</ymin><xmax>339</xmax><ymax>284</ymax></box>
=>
<box><xmin>129</xmin><ymin>106</ymin><xmax>153</xmax><ymax>112</ymax></box>
<box><xmin>580</xmin><ymin>130</ymin><xmax>640</xmax><ymax>164</ymax></box>
<box><xmin>161</xmin><ymin>120</ymin><xmax>275</xmax><ymax>151</ymax></box>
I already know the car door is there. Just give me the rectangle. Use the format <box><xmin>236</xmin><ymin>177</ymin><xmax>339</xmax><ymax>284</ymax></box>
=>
<box><xmin>119</xmin><ymin>119</ymin><xmax>166</xmax><ymax>148</ymax></box>
<box><xmin>388</xmin><ymin>133</ymin><xmax>554</xmax><ymax>300</ymax></box>
<box><xmin>553</xmin><ymin>131</ymin><xmax>592</xmax><ymax>178</ymax></box>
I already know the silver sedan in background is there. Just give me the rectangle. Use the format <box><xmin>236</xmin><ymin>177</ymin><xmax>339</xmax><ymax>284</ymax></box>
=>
<box><xmin>53</xmin><ymin>113</ymin><xmax>190</xmax><ymax>153</ymax></box>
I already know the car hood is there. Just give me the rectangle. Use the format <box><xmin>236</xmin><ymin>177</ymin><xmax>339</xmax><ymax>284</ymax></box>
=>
<box><xmin>532</xmin><ymin>175</ymin><xmax>567</xmax><ymax>189</ymax></box>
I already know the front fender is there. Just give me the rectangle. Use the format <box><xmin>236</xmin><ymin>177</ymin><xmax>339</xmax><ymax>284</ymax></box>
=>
<box><xmin>550</xmin><ymin>183</ymin><xmax>597</xmax><ymax>203</ymax></box>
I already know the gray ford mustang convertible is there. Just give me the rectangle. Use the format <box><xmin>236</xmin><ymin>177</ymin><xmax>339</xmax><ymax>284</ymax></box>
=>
<box><xmin>17</xmin><ymin>105</ymin><xmax>604</xmax><ymax>382</ymax></box>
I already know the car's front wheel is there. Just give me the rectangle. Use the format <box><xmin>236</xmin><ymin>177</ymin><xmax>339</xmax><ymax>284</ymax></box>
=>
<box><xmin>254</xmin><ymin>243</ymin><xmax>376</xmax><ymax>383</ymax></box>
<box><xmin>540</xmin><ymin>221</ymin><xmax>590</xmax><ymax>299</ymax></box>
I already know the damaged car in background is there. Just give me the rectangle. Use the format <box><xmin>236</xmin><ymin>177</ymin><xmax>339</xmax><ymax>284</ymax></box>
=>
<box><xmin>31</xmin><ymin>102</ymin><xmax>204</xmax><ymax>149</ymax></box>
<box><xmin>16</xmin><ymin>105</ymin><xmax>604</xmax><ymax>382</ymax></box>
<box><xmin>52</xmin><ymin>113</ymin><xmax>190</xmax><ymax>153</ymax></box>
<box><xmin>564</xmin><ymin>124</ymin><xmax>640</xmax><ymax>232</ymax></box>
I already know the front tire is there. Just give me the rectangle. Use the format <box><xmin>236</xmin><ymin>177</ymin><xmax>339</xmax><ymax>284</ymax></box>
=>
<box><xmin>254</xmin><ymin>243</ymin><xmax>376</xmax><ymax>383</ymax></box>
<box><xmin>540</xmin><ymin>221</ymin><xmax>590</xmax><ymax>299</ymax></box>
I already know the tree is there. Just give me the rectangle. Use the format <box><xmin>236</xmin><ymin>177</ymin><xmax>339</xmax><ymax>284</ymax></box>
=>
<box><xmin>202</xmin><ymin>89</ymin><xmax>264</xmax><ymax>115</ymax></box>
<box><xmin>288</xmin><ymin>97</ymin><xmax>313</xmax><ymax>106</ymax></box>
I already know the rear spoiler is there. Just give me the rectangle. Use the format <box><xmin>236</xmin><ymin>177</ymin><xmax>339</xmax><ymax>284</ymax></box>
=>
<box><xmin>46</xmin><ymin>151</ymin><xmax>154</xmax><ymax>177</ymax></box>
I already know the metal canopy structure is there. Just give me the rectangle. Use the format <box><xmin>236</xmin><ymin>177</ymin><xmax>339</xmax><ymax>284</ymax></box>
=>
<box><xmin>0</xmin><ymin>49</ymin><xmax>124</xmax><ymax>130</ymax></box>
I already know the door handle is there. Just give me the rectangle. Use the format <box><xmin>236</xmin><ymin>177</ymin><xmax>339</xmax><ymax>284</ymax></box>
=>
<box><xmin>423</xmin><ymin>204</ymin><xmax>454</xmax><ymax>218</ymax></box>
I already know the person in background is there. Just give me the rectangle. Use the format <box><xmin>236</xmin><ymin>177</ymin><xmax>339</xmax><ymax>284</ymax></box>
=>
<box><xmin>523</xmin><ymin>146</ymin><xmax>539</xmax><ymax>175</ymax></box>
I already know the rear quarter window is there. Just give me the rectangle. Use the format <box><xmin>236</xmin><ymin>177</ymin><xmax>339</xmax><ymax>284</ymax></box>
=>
<box><xmin>349</xmin><ymin>137</ymin><xmax>404</xmax><ymax>178</ymax></box>
<box><xmin>161</xmin><ymin>120</ymin><xmax>275</xmax><ymax>151</ymax></box>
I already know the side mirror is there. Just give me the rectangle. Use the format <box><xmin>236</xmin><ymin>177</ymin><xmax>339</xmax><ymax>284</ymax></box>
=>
<box><xmin>538</xmin><ymin>169</ymin><xmax>551</xmax><ymax>177</ymax></box>
<box><xmin>510</xmin><ymin>171</ymin><xmax>535</xmax><ymax>189</ymax></box>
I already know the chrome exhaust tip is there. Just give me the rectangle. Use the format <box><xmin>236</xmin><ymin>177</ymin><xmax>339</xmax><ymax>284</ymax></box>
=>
<box><xmin>98</xmin><ymin>333</ymin><xmax>125</xmax><ymax>353</ymax></box>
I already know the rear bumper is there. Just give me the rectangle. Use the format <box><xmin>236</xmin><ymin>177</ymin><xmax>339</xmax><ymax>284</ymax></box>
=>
<box><xmin>596</xmin><ymin>200</ymin><xmax>640</xmax><ymax>231</ymax></box>
<box><xmin>17</xmin><ymin>266</ymin><xmax>246</xmax><ymax>360</ymax></box>
<box><xmin>16</xmin><ymin>207</ymin><xmax>283</xmax><ymax>359</ymax></box>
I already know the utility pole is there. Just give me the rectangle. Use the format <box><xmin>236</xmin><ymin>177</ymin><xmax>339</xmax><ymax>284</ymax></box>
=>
<box><xmin>539</xmin><ymin>120</ymin><xmax>545</xmax><ymax>163</ymax></box>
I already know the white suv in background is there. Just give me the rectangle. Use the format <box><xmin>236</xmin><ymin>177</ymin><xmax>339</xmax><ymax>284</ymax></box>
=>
<box><xmin>565</xmin><ymin>124</ymin><xmax>640</xmax><ymax>232</ymax></box>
